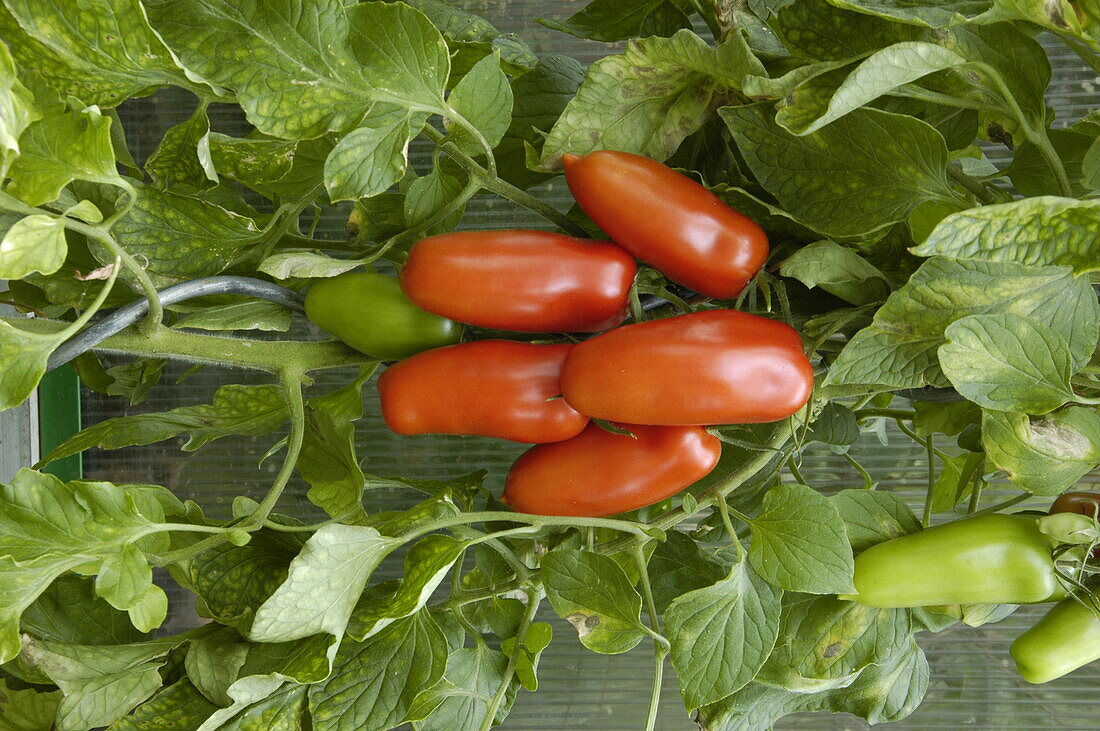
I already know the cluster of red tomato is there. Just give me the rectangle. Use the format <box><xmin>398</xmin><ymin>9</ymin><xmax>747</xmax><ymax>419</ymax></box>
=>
<box><xmin>380</xmin><ymin>151</ymin><xmax>815</xmax><ymax>517</ymax></box>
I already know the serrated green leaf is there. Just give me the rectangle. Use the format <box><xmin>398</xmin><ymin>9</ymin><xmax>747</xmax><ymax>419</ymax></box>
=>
<box><xmin>496</xmin><ymin>55</ymin><xmax>583</xmax><ymax>189</ymax></box>
<box><xmin>174</xmin><ymin>300</ymin><xmax>292</xmax><ymax>333</ymax></box>
<box><xmin>982</xmin><ymin>406</ymin><xmax>1100</xmax><ymax>495</ymax></box>
<box><xmin>5</xmin><ymin>104</ymin><xmax>124</xmax><ymax>206</ymax></box>
<box><xmin>21</xmin><ymin>575</ymin><xmax>149</xmax><ymax>646</ymax></box>
<box><xmin>446</xmin><ymin>52</ymin><xmax>513</xmax><ymax>157</ymax></box>
<box><xmin>206</xmin><ymin>133</ymin><xmax>297</xmax><ymax>195</ymax></box>
<box><xmin>144</xmin><ymin>104</ymin><xmax>216</xmax><ymax>190</ymax></box>
<box><xmin>0</xmin><ymin>41</ymin><xmax>39</xmax><ymax>179</ymax></box>
<box><xmin>756</xmin><ymin>595</ymin><xmax>910</xmax><ymax>691</ymax></box>
<box><xmin>110</xmin><ymin>187</ymin><xmax>263</xmax><ymax>285</ymax></box>
<box><xmin>39</xmin><ymin>384</ymin><xmax>289</xmax><ymax>465</ymax></box>
<box><xmin>324</xmin><ymin>105</ymin><xmax>425</xmax><ymax>202</ymax></box>
<box><xmin>748</xmin><ymin>484</ymin><xmax>855</xmax><ymax>594</ymax></box>
<box><xmin>406</xmin><ymin>0</ymin><xmax>534</xmax><ymax>78</ymax></box>
<box><xmin>542</xmin><ymin>30</ymin><xmax>763</xmax><ymax>164</ymax></box>
<box><xmin>771</xmin><ymin>0</ymin><xmax>922</xmax><ymax>60</ymax></box>
<box><xmin>95</xmin><ymin>543</ymin><xmax>153</xmax><ymax>612</ymax></box>
<box><xmin>259</xmin><ymin>252</ymin><xmax>361</xmax><ymax>280</ymax></box>
<box><xmin>647</xmin><ymin>530</ymin><xmax>727</xmax><ymax>614</ymax></box>
<box><xmin>184</xmin><ymin>629</ymin><xmax>249</xmax><ymax>707</ymax></box>
<box><xmin>309</xmin><ymin>612</ymin><xmax>447</xmax><ymax>731</ymax></box>
<box><xmin>0</xmin><ymin>214</ymin><xmax>66</xmax><ymax>279</ymax></box>
<box><xmin>780</xmin><ymin>241</ymin><xmax>890</xmax><ymax>306</ymax></box>
<box><xmin>410</xmin><ymin>644</ymin><xmax>515</xmax><ymax>729</ymax></box>
<box><xmin>22</xmin><ymin>635</ymin><xmax>182</xmax><ymax>730</ymax></box>
<box><xmin>0</xmin><ymin>675</ymin><xmax>62</xmax><ymax>731</ymax></box>
<box><xmin>188</xmin><ymin>529</ymin><xmax>304</xmax><ymax>628</ymax></box>
<box><xmin>537</xmin><ymin>0</ymin><xmax>690</xmax><ymax>42</ymax></box>
<box><xmin>298</xmin><ymin>407</ymin><xmax>366</xmax><ymax>519</ymax></box>
<box><xmin>249</xmin><ymin>524</ymin><xmax>399</xmax><ymax>643</ymax></box>
<box><xmin>912</xmin><ymin>399</ymin><xmax>981</xmax><ymax>436</ymax></box>
<box><xmin>666</xmin><ymin>559</ymin><xmax>782</xmax><ymax>710</ymax></box>
<box><xmin>348</xmin><ymin>535</ymin><xmax>467</xmax><ymax>640</ymax></box>
<box><xmin>108</xmin><ymin>679</ymin><xmax>218</xmax><ymax>730</ymax></box>
<box><xmin>541</xmin><ymin>550</ymin><xmax>646</xmax><ymax>655</ymax></box>
<box><xmin>0</xmin><ymin>0</ymin><xmax>213</xmax><ymax>107</ymax></box>
<box><xmin>824</xmin><ymin>258</ymin><xmax>1099</xmax><ymax>390</ymax></box>
<box><xmin>721</xmin><ymin>104</ymin><xmax>960</xmax><ymax>238</ymax></box>
<box><xmin>913</xmin><ymin>197</ymin><xmax>1100</xmax><ymax>275</ymax></box>
<box><xmin>404</xmin><ymin>166</ymin><xmax>466</xmax><ymax>237</ymax></box>
<box><xmin>940</xmin><ymin>313</ymin><xmax>1079</xmax><ymax>413</ymax></box>
<box><xmin>832</xmin><ymin>489</ymin><xmax>921</xmax><ymax>552</ymax></box>
<box><xmin>501</xmin><ymin>622</ymin><xmax>552</xmax><ymax>693</ymax></box>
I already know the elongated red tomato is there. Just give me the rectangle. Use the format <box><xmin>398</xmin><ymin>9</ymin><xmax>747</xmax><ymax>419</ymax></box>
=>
<box><xmin>561</xmin><ymin>310</ymin><xmax>813</xmax><ymax>426</ymax></box>
<box><xmin>400</xmin><ymin>230</ymin><xmax>636</xmax><ymax>332</ymax></box>
<box><xmin>377</xmin><ymin>341</ymin><xmax>588</xmax><ymax>443</ymax></box>
<box><xmin>562</xmin><ymin>150</ymin><xmax>768</xmax><ymax>299</ymax></box>
<box><xmin>502</xmin><ymin>424</ymin><xmax>721</xmax><ymax>517</ymax></box>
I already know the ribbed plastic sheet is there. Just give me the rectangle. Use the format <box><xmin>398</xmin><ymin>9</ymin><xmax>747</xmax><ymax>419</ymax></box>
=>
<box><xmin>82</xmin><ymin>3</ymin><xmax>1100</xmax><ymax>727</ymax></box>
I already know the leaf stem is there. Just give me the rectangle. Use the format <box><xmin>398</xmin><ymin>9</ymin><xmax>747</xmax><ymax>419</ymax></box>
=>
<box><xmin>854</xmin><ymin>407</ymin><xmax>915</xmax><ymax>420</ymax></box>
<box><xmin>971</xmin><ymin>62</ymin><xmax>1072</xmax><ymax>196</ymax></box>
<box><xmin>6</xmin><ymin>319</ymin><xmax>374</xmax><ymax>373</ymax></box>
<box><xmin>922</xmin><ymin>435</ymin><xmax>936</xmax><ymax>527</ymax></box>
<box><xmin>366</xmin><ymin>178</ymin><xmax>480</xmax><ymax>263</ymax></box>
<box><xmin>946</xmin><ymin>164</ymin><xmax>998</xmax><ymax>205</ymax></box>
<box><xmin>401</xmin><ymin>510</ymin><xmax>654</xmax><ymax>542</ymax></box>
<box><xmin>479</xmin><ymin>586</ymin><xmax>543</xmax><ymax>731</ymax></box>
<box><xmin>245</xmin><ymin>370</ymin><xmax>307</xmax><ymax>526</ymax></box>
<box><xmin>842</xmin><ymin>452</ymin><xmax>877</xmax><ymax>490</ymax></box>
<box><xmin>422</xmin><ymin>126</ymin><xmax>588</xmax><ymax>237</ymax></box>
<box><xmin>635</xmin><ymin>543</ymin><xmax>668</xmax><ymax>731</ymax></box>
<box><xmin>445</xmin><ymin>105</ymin><xmax>498</xmax><ymax>180</ymax></box>
<box><xmin>785</xmin><ymin>456</ymin><xmax>807</xmax><ymax>485</ymax></box>
<box><xmin>967</xmin><ymin>473</ymin><xmax>985</xmax><ymax>514</ymax></box>
<box><xmin>965</xmin><ymin>493</ymin><xmax>1030</xmax><ymax>519</ymax></box>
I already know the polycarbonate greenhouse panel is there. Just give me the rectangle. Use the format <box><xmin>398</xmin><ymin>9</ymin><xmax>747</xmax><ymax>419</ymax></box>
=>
<box><xmin>70</xmin><ymin>1</ymin><xmax>1100</xmax><ymax>728</ymax></box>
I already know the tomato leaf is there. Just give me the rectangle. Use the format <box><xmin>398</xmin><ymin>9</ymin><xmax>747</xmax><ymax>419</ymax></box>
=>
<box><xmin>541</xmin><ymin>30</ymin><xmax>763</xmax><ymax>164</ymax></box>
<box><xmin>982</xmin><ymin>406</ymin><xmax>1100</xmax><ymax>495</ymax></box>
<box><xmin>940</xmin><ymin>313</ymin><xmax>1079</xmax><ymax>414</ymax></box>
<box><xmin>309</xmin><ymin>612</ymin><xmax>448</xmax><ymax>731</ymax></box>
<box><xmin>249</xmin><ymin>524</ymin><xmax>400</xmax><ymax>643</ymax></box>
<box><xmin>747</xmin><ymin>484</ymin><xmax>856</xmax><ymax>594</ymax></box>
<box><xmin>913</xmin><ymin>197</ymin><xmax>1100</xmax><ymax>275</ymax></box>
<box><xmin>540</xmin><ymin>549</ymin><xmax>647</xmax><ymax>655</ymax></box>
<box><xmin>665</xmin><ymin>558</ymin><xmax>782</xmax><ymax>709</ymax></box>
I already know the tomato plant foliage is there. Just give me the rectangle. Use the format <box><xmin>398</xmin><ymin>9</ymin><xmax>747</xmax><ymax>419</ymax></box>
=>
<box><xmin>0</xmin><ymin>0</ymin><xmax>1097</xmax><ymax>728</ymax></box>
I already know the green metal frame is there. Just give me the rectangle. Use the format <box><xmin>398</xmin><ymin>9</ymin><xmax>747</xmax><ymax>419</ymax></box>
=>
<box><xmin>38</xmin><ymin>367</ymin><xmax>82</xmax><ymax>482</ymax></box>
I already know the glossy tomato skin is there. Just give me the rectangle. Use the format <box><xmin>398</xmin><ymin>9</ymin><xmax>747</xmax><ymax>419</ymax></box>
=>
<box><xmin>304</xmin><ymin>272</ymin><xmax>462</xmax><ymax>360</ymax></box>
<box><xmin>1011</xmin><ymin>593</ymin><xmax>1100</xmax><ymax>684</ymax></box>
<box><xmin>562</xmin><ymin>150</ymin><xmax>768</xmax><ymax>299</ymax></box>
<box><xmin>400</xmin><ymin>230</ymin><xmax>636</xmax><ymax>332</ymax></box>
<box><xmin>560</xmin><ymin>309</ymin><xmax>813</xmax><ymax>426</ymax></box>
<box><xmin>1051</xmin><ymin>492</ymin><xmax>1100</xmax><ymax>518</ymax></box>
<box><xmin>377</xmin><ymin>341</ymin><xmax>588</xmax><ymax>443</ymax></box>
<box><xmin>841</xmin><ymin>514</ymin><xmax>1063</xmax><ymax>608</ymax></box>
<box><xmin>502</xmin><ymin>423</ymin><xmax>721</xmax><ymax>517</ymax></box>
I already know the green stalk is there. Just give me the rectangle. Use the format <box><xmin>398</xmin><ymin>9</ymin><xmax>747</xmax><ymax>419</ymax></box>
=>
<box><xmin>922</xmin><ymin>435</ymin><xmax>936</xmax><ymax>528</ymax></box>
<box><xmin>422</xmin><ymin>126</ymin><xmax>588</xmax><ymax>237</ymax></box>
<box><xmin>479</xmin><ymin>586</ymin><xmax>543</xmax><ymax>731</ymax></box>
<box><xmin>635</xmin><ymin>544</ymin><xmax>668</xmax><ymax>731</ymax></box>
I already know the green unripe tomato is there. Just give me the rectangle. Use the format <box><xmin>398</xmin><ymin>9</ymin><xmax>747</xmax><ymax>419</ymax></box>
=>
<box><xmin>1012</xmin><ymin>595</ymin><xmax>1100</xmax><ymax>684</ymax></box>
<box><xmin>304</xmin><ymin>272</ymin><xmax>462</xmax><ymax>360</ymax></box>
<box><xmin>840</xmin><ymin>514</ymin><xmax>1063</xmax><ymax>607</ymax></box>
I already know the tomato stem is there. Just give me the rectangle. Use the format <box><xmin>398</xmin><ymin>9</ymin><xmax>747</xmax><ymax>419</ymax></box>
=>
<box><xmin>922</xmin><ymin>435</ymin><xmax>937</xmax><ymax>527</ymax></box>
<box><xmin>422</xmin><ymin>126</ymin><xmax>589</xmax><ymax>238</ymax></box>
<box><xmin>479</xmin><ymin>586</ymin><xmax>543</xmax><ymax>731</ymax></box>
<box><xmin>965</xmin><ymin>493</ymin><xmax>1030</xmax><ymax>520</ymax></box>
